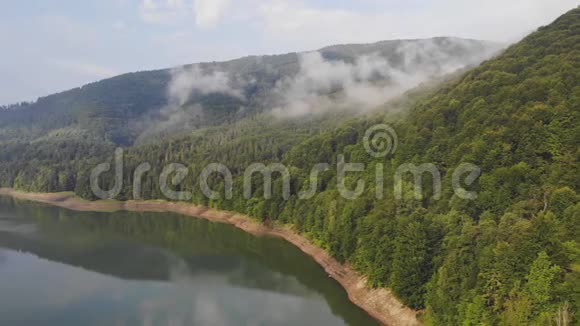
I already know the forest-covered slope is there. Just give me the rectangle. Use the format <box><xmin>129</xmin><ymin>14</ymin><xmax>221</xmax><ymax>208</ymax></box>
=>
<box><xmin>0</xmin><ymin>7</ymin><xmax>579</xmax><ymax>326</ymax></box>
<box><xmin>0</xmin><ymin>37</ymin><xmax>497</xmax><ymax>146</ymax></box>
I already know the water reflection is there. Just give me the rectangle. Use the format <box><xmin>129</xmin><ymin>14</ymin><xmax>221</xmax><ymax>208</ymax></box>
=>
<box><xmin>0</xmin><ymin>197</ymin><xmax>378</xmax><ymax>326</ymax></box>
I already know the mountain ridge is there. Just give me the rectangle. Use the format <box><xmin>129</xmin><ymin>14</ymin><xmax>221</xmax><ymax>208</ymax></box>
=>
<box><xmin>0</xmin><ymin>37</ymin><xmax>501</xmax><ymax>145</ymax></box>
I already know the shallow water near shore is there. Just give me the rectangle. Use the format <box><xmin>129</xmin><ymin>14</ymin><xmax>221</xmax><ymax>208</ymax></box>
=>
<box><xmin>0</xmin><ymin>196</ymin><xmax>378</xmax><ymax>326</ymax></box>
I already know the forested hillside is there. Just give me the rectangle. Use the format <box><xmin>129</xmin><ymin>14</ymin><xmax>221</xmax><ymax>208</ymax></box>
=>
<box><xmin>0</xmin><ymin>7</ymin><xmax>579</xmax><ymax>325</ymax></box>
<box><xmin>0</xmin><ymin>37</ymin><xmax>497</xmax><ymax>146</ymax></box>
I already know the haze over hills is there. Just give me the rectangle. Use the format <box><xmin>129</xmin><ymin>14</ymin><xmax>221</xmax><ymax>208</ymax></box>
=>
<box><xmin>0</xmin><ymin>37</ymin><xmax>500</xmax><ymax>146</ymax></box>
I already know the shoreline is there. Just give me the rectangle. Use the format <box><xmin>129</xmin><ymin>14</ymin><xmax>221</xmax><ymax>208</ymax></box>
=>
<box><xmin>0</xmin><ymin>188</ymin><xmax>420</xmax><ymax>326</ymax></box>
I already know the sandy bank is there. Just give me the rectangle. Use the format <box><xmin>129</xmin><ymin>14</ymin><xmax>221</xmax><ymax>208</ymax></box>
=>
<box><xmin>0</xmin><ymin>188</ymin><xmax>420</xmax><ymax>326</ymax></box>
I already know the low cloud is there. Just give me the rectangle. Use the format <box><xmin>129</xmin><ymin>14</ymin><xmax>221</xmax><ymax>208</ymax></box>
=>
<box><xmin>135</xmin><ymin>65</ymin><xmax>243</xmax><ymax>143</ymax></box>
<box><xmin>272</xmin><ymin>39</ymin><xmax>500</xmax><ymax>118</ymax></box>
<box><xmin>271</xmin><ymin>52</ymin><xmax>389</xmax><ymax>117</ymax></box>
<box><xmin>168</xmin><ymin>65</ymin><xmax>243</xmax><ymax>106</ymax></box>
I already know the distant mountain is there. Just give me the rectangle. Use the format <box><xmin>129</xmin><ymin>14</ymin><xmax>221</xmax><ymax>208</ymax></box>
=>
<box><xmin>0</xmin><ymin>37</ymin><xmax>501</xmax><ymax>146</ymax></box>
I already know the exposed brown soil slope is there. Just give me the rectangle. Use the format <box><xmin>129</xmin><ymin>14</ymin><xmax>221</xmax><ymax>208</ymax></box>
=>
<box><xmin>0</xmin><ymin>188</ymin><xmax>420</xmax><ymax>326</ymax></box>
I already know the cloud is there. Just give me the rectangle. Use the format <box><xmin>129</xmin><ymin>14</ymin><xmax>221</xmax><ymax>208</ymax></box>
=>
<box><xmin>139</xmin><ymin>0</ymin><xmax>189</xmax><ymax>24</ymax></box>
<box><xmin>134</xmin><ymin>65</ymin><xmax>244</xmax><ymax>143</ymax></box>
<box><xmin>0</xmin><ymin>15</ymin><xmax>113</xmax><ymax>104</ymax></box>
<box><xmin>254</xmin><ymin>0</ymin><xmax>579</xmax><ymax>50</ymax></box>
<box><xmin>168</xmin><ymin>65</ymin><xmax>243</xmax><ymax>105</ymax></box>
<box><xmin>193</xmin><ymin>0</ymin><xmax>232</xmax><ymax>28</ymax></box>
<box><xmin>135</xmin><ymin>0</ymin><xmax>578</xmax><ymax>59</ymax></box>
<box><xmin>139</xmin><ymin>0</ymin><xmax>231</xmax><ymax>28</ymax></box>
<box><xmin>257</xmin><ymin>1</ymin><xmax>375</xmax><ymax>48</ymax></box>
<box><xmin>2</xmin><ymin>0</ymin><xmax>578</xmax><ymax>105</ymax></box>
<box><xmin>271</xmin><ymin>38</ymin><xmax>499</xmax><ymax>118</ymax></box>
<box><xmin>271</xmin><ymin>51</ymin><xmax>405</xmax><ymax>117</ymax></box>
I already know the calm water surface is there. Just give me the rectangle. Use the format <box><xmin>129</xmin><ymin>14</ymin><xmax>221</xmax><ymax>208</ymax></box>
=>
<box><xmin>0</xmin><ymin>197</ymin><xmax>378</xmax><ymax>326</ymax></box>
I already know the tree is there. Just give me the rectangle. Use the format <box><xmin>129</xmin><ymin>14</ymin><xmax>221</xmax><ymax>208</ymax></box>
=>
<box><xmin>525</xmin><ymin>251</ymin><xmax>561</xmax><ymax>311</ymax></box>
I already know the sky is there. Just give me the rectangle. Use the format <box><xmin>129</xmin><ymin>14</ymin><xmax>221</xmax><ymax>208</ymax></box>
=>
<box><xmin>0</xmin><ymin>0</ymin><xmax>577</xmax><ymax>105</ymax></box>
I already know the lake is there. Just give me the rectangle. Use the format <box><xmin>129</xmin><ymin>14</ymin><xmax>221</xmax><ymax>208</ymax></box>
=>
<box><xmin>0</xmin><ymin>196</ymin><xmax>378</xmax><ymax>326</ymax></box>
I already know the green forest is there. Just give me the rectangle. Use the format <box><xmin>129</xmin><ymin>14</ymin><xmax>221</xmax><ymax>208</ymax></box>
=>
<box><xmin>0</xmin><ymin>7</ymin><xmax>579</xmax><ymax>326</ymax></box>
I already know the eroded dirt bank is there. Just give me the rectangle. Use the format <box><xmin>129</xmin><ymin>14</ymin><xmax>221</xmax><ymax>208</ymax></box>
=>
<box><xmin>0</xmin><ymin>188</ymin><xmax>420</xmax><ymax>326</ymax></box>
